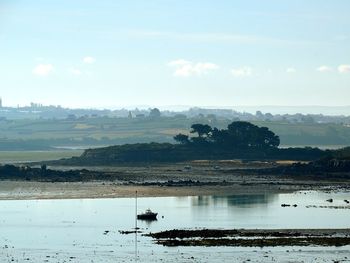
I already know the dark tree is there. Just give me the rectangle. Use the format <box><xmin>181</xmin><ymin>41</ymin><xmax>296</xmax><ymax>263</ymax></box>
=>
<box><xmin>226</xmin><ymin>121</ymin><xmax>257</xmax><ymax>147</ymax></box>
<box><xmin>149</xmin><ymin>108</ymin><xmax>161</xmax><ymax>118</ymax></box>
<box><xmin>226</xmin><ymin>121</ymin><xmax>279</xmax><ymax>148</ymax></box>
<box><xmin>190</xmin><ymin>124</ymin><xmax>212</xmax><ymax>138</ymax></box>
<box><xmin>174</xmin><ymin>121</ymin><xmax>279</xmax><ymax>150</ymax></box>
<box><xmin>190</xmin><ymin>136</ymin><xmax>209</xmax><ymax>146</ymax></box>
<box><xmin>173</xmin><ymin>134</ymin><xmax>189</xmax><ymax>144</ymax></box>
<box><xmin>255</xmin><ymin>127</ymin><xmax>280</xmax><ymax>148</ymax></box>
<box><xmin>210</xmin><ymin>127</ymin><xmax>230</xmax><ymax>145</ymax></box>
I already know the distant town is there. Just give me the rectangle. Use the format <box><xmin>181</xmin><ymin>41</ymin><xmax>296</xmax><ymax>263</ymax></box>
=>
<box><xmin>1</xmin><ymin>97</ymin><xmax>350</xmax><ymax>125</ymax></box>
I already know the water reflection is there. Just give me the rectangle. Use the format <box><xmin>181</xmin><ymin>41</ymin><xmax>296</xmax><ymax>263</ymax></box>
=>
<box><xmin>135</xmin><ymin>231</ymin><xmax>138</xmax><ymax>262</ymax></box>
<box><xmin>191</xmin><ymin>194</ymin><xmax>278</xmax><ymax>208</ymax></box>
<box><xmin>142</xmin><ymin>219</ymin><xmax>157</xmax><ymax>228</ymax></box>
<box><xmin>0</xmin><ymin>192</ymin><xmax>349</xmax><ymax>262</ymax></box>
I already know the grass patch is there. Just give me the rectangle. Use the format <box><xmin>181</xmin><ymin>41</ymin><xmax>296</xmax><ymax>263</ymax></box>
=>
<box><xmin>0</xmin><ymin>150</ymin><xmax>83</xmax><ymax>164</ymax></box>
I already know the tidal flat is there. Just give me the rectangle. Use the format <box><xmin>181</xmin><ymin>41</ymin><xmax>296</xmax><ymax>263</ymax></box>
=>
<box><xmin>1</xmin><ymin>160</ymin><xmax>350</xmax><ymax>200</ymax></box>
<box><xmin>0</xmin><ymin>161</ymin><xmax>349</xmax><ymax>262</ymax></box>
<box><xmin>0</xmin><ymin>191</ymin><xmax>350</xmax><ymax>262</ymax></box>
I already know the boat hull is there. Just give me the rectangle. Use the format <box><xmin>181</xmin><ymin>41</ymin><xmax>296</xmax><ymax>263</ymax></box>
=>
<box><xmin>137</xmin><ymin>213</ymin><xmax>158</xmax><ymax>220</ymax></box>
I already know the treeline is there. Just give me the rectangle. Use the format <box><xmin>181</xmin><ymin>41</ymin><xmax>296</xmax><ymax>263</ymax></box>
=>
<box><xmin>52</xmin><ymin>122</ymin><xmax>327</xmax><ymax>165</ymax></box>
<box><xmin>174</xmin><ymin>121</ymin><xmax>280</xmax><ymax>149</ymax></box>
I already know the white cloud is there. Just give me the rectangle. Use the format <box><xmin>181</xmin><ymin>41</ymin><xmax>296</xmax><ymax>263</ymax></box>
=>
<box><xmin>168</xmin><ymin>59</ymin><xmax>219</xmax><ymax>77</ymax></box>
<box><xmin>317</xmin><ymin>65</ymin><xmax>333</xmax><ymax>72</ymax></box>
<box><xmin>338</xmin><ymin>64</ymin><xmax>350</xmax><ymax>74</ymax></box>
<box><xmin>231</xmin><ymin>67</ymin><xmax>253</xmax><ymax>77</ymax></box>
<box><xmin>70</xmin><ymin>68</ymin><xmax>82</xmax><ymax>75</ymax></box>
<box><xmin>286</xmin><ymin>67</ymin><xmax>296</xmax><ymax>73</ymax></box>
<box><xmin>32</xmin><ymin>64</ymin><xmax>53</xmax><ymax>76</ymax></box>
<box><xmin>83</xmin><ymin>56</ymin><xmax>95</xmax><ymax>64</ymax></box>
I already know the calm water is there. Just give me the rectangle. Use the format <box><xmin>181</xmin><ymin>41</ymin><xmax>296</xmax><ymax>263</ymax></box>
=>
<box><xmin>0</xmin><ymin>191</ymin><xmax>350</xmax><ymax>262</ymax></box>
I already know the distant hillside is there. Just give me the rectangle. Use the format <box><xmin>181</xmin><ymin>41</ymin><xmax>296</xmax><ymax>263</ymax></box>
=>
<box><xmin>0</xmin><ymin>115</ymin><xmax>350</xmax><ymax>151</ymax></box>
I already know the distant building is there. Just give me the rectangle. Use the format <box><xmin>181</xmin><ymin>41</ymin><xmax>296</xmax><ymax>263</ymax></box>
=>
<box><xmin>0</xmin><ymin>97</ymin><xmax>2</xmax><ymax>108</ymax></box>
<box><xmin>30</xmin><ymin>102</ymin><xmax>42</xmax><ymax>108</ymax></box>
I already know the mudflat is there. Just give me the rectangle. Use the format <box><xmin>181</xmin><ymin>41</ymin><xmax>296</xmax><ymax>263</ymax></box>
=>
<box><xmin>0</xmin><ymin>177</ymin><xmax>348</xmax><ymax>200</ymax></box>
<box><xmin>1</xmin><ymin>160</ymin><xmax>349</xmax><ymax>200</ymax></box>
<box><xmin>0</xmin><ymin>181</ymin><xmax>295</xmax><ymax>200</ymax></box>
<box><xmin>147</xmin><ymin>228</ymin><xmax>350</xmax><ymax>247</ymax></box>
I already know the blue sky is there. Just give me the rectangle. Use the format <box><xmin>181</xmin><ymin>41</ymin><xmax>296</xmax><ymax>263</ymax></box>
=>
<box><xmin>0</xmin><ymin>0</ymin><xmax>349</xmax><ymax>108</ymax></box>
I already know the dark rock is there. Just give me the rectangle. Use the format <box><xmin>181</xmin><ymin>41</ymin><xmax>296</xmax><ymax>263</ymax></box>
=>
<box><xmin>281</xmin><ymin>204</ymin><xmax>291</xmax><ymax>207</ymax></box>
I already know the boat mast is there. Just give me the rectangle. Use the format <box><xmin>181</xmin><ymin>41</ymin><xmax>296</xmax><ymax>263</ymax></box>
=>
<box><xmin>135</xmin><ymin>190</ymin><xmax>138</xmax><ymax>262</ymax></box>
<box><xmin>135</xmin><ymin>190</ymin><xmax>138</xmax><ymax>230</ymax></box>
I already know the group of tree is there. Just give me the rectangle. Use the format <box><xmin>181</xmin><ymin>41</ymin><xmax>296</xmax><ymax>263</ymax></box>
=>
<box><xmin>52</xmin><ymin>121</ymin><xmax>326</xmax><ymax>165</ymax></box>
<box><xmin>174</xmin><ymin>121</ymin><xmax>280</xmax><ymax>149</ymax></box>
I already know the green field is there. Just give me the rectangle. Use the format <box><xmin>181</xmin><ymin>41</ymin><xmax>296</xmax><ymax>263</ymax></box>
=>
<box><xmin>0</xmin><ymin>116</ymin><xmax>350</xmax><ymax>150</ymax></box>
<box><xmin>0</xmin><ymin>150</ymin><xmax>83</xmax><ymax>164</ymax></box>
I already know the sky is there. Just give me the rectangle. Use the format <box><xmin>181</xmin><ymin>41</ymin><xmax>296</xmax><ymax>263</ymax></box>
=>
<box><xmin>0</xmin><ymin>0</ymin><xmax>350</xmax><ymax>109</ymax></box>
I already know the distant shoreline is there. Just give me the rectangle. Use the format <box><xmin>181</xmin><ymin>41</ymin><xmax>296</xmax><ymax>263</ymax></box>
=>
<box><xmin>0</xmin><ymin>178</ymin><xmax>348</xmax><ymax>201</ymax></box>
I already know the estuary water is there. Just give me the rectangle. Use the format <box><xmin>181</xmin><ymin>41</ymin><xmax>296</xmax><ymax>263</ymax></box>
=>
<box><xmin>0</xmin><ymin>191</ymin><xmax>350</xmax><ymax>262</ymax></box>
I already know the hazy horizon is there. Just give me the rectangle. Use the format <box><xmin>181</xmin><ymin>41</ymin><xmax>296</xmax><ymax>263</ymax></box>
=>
<box><xmin>2</xmin><ymin>100</ymin><xmax>350</xmax><ymax>115</ymax></box>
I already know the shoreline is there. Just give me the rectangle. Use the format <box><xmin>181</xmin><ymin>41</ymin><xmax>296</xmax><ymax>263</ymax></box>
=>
<box><xmin>1</xmin><ymin>160</ymin><xmax>349</xmax><ymax>200</ymax></box>
<box><xmin>0</xmin><ymin>179</ymin><xmax>348</xmax><ymax>200</ymax></box>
